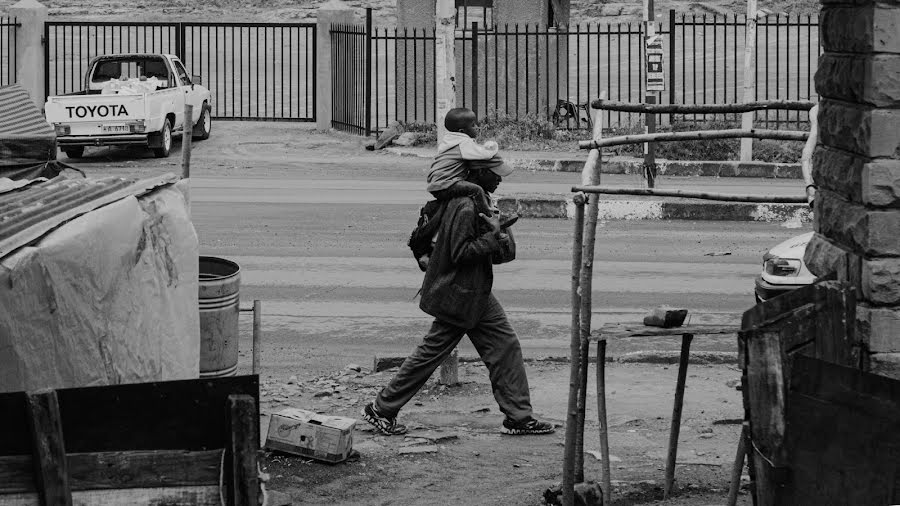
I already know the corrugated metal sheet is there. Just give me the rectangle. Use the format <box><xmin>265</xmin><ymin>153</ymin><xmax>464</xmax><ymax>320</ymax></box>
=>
<box><xmin>0</xmin><ymin>173</ymin><xmax>181</xmax><ymax>259</ymax></box>
<box><xmin>0</xmin><ymin>84</ymin><xmax>54</xmax><ymax>137</ymax></box>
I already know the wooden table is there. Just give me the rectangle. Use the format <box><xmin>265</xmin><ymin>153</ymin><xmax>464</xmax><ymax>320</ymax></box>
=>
<box><xmin>586</xmin><ymin>323</ymin><xmax>740</xmax><ymax>499</ymax></box>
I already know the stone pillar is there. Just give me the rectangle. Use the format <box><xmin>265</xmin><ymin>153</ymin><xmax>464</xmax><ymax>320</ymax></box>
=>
<box><xmin>9</xmin><ymin>0</ymin><xmax>47</xmax><ymax>108</ymax></box>
<box><xmin>804</xmin><ymin>0</ymin><xmax>900</xmax><ymax>378</ymax></box>
<box><xmin>316</xmin><ymin>1</ymin><xmax>356</xmax><ymax>131</ymax></box>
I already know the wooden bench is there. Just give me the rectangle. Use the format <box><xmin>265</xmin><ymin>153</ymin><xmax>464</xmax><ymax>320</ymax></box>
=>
<box><xmin>0</xmin><ymin>375</ymin><xmax>260</xmax><ymax>506</ymax></box>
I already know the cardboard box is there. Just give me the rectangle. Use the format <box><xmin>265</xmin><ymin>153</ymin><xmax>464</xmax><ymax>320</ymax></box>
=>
<box><xmin>264</xmin><ymin>408</ymin><xmax>356</xmax><ymax>463</ymax></box>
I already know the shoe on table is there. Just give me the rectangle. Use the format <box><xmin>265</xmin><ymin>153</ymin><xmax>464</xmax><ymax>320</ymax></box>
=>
<box><xmin>361</xmin><ymin>402</ymin><xmax>408</xmax><ymax>436</ymax></box>
<box><xmin>500</xmin><ymin>416</ymin><xmax>555</xmax><ymax>435</ymax></box>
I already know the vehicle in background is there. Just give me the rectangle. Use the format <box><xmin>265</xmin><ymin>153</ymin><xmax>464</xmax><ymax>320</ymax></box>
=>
<box><xmin>754</xmin><ymin>231</ymin><xmax>817</xmax><ymax>303</ymax></box>
<box><xmin>44</xmin><ymin>53</ymin><xmax>212</xmax><ymax>159</ymax></box>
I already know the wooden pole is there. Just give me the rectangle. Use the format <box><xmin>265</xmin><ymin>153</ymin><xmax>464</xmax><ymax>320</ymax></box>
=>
<box><xmin>664</xmin><ymin>333</ymin><xmax>694</xmax><ymax>498</ymax></box>
<box><xmin>27</xmin><ymin>389</ymin><xmax>73</xmax><ymax>506</ymax></box>
<box><xmin>579</xmin><ymin>128</ymin><xmax>808</xmax><ymax>149</ymax></box>
<box><xmin>590</xmin><ymin>99</ymin><xmax>814</xmax><ymax>113</ymax></box>
<box><xmin>643</xmin><ymin>0</ymin><xmax>657</xmax><ymax>188</ymax></box>
<box><xmin>562</xmin><ymin>194</ymin><xmax>585</xmax><ymax>506</ymax></box>
<box><xmin>182</xmin><ymin>103</ymin><xmax>193</xmax><ymax>179</ymax></box>
<box><xmin>740</xmin><ymin>0</ymin><xmax>758</xmax><ymax>161</ymax></box>
<box><xmin>228</xmin><ymin>394</ymin><xmax>260</xmax><ymax>506</ymax></box>
<box><xmin>575</xmin><ymin>334</ymin><xmax>589</xmax><ymax>483</ymax></box>
<box><xmin>727</xmin><ymin>424</ymin><xmax>748</xmax><ymax>506</ymax></box>
<box><xmin>252</xmin><ymin>300</ymin><xmax>261</xmax><ymax>376</ymax></box>
<box><xmin>596</xmin><ymin>339</ymin><xmax>611</xmax><ymax>505</ymax></box>
<box><xmin>435</xmin><ymin>0</ymin><xmax>456</xmax><ymax>141</ymax></box>
<box><xmin>570</xmin><ymin>185</ymin><xmax>807</xmax><ymax>203</ymax></box>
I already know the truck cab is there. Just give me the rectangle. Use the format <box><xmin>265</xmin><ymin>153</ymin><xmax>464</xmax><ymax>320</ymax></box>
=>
<box><xmin>44</xmin><ymin>53</ymin><xmax>212</xmax><ymax>159</ymax></box>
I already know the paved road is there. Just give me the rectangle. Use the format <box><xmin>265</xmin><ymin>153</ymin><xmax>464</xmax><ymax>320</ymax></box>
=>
<box><xmin>70</xmin><ymin>122</ymin><xmax>812</xmax><ymax>376</ymax></box>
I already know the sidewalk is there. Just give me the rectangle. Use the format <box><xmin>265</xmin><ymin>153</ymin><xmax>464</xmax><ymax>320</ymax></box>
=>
<box><xmin>384</xmin><ymin>146</ymin><xmax>812</xmax><ymax>223</ymax></box>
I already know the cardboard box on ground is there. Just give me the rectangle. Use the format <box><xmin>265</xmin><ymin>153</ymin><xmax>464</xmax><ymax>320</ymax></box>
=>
<box><xmin>265</xmin><ymin>408</ymin><xmax>357</xmax><ymax>463</ymax></box>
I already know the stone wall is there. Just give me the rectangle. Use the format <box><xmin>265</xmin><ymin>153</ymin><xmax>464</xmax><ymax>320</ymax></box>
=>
<box><xmin>805</xmin><ymin>0</ymin><xmax>900</xmax><ymax>378</ymax></box>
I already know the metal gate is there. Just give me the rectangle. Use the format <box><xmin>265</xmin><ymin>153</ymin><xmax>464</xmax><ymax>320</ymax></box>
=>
<box><xmin>44</xmin><ymin>21</ymin><xmax>316</xmax><ymax>122</ymax></box>
<box><xmin>1</xmin><ymin>16</ymin><xmax>18</xmax><ymax>86</ymax></box>
<box><xmin>330</xmin><ymin>18</ymin><xmax>371</xmax><ymax>135</ymax></box>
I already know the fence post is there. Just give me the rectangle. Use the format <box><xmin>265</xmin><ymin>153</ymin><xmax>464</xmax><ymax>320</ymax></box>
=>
<box><xmin>364</xmin><ymin>8</ymin><xmax>373</xmax><ymax>136</ymax></box>
<box><xmin>740</xmin><ymin>0</ymin><xmax>758</xmax><ymax>161</ymax></box>
<box><xmin>471</xmin><ymin>22</ymin><xmax>478</xmax><ymax>117</ymax></box>
<box><xmin>435</xmin><ymin>0</ymin><xmax>456</xmax><ymax>141</ymax></box>
<box><xmin>10</xmin><ymin>0</ymin><xmax>47</xmax><ymax>107</ymax></box>
<box><xmin>668</xmin><ymin>9</ymin><xmax>676</xmax><ymax>124</ymax></box>
<box><xmin>176</xmin><ymin>22</ymin><xmax>186</xmax><ymax>62</ymax></box>
<box><xmin>316</xmin><ymin>4</ymin><xmax>355</xmax><ymax>131</ymax></box>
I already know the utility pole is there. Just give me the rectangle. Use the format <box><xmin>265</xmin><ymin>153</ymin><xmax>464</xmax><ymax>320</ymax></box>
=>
<box><xmin>435</xmin><ymin>0</ymin><xmax>456</xmax><ymax>141</ymax></box>
<box><xmin>643</xmin><ymin>0</ymin><xmax>658</xmax><ymax>188</ymax></box>
<box><xmin>740</xmin><ymin>0</ymin><xmax>758</xmax><ymax>161</ymax></box>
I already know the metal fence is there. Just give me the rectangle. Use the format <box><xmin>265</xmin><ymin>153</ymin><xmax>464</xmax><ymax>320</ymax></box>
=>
<box><xmin>355</xmin><ymin>10</ymin><xmax>820</xmax><ymax>135</ymax></box>
<box><xmin>331</xmin><ymin>22</ymin><xmax>370</xmax><ymax>135</ymax></box>
<box><xmin>0</xmin><ymin>17</ymin><xmax>17</xmax><ymax>86</ymax></box>
<box><xmin>44</xmin><ymin>21</ymin><xmax>317</xmax><ymax>121</ymax></box>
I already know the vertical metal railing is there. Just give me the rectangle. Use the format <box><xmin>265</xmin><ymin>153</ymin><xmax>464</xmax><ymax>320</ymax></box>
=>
<box><xmin>330</xmin><ymin>19</ymin><xmax>369</xmax><ymax>134</ymax></box>
<box><xmin>43</xmin><ymin>21</ymin><xmax>316</xmax><ymax>121</ymax></box>
<box><xmin>0</xmin><ymin>17</ymin><xmax>17</xmax><ymax>86</ymax></box>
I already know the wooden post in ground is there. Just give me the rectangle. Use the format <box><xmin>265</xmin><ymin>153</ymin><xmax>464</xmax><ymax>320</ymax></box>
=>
<box><xmin>439</xmin><ymin>348</ymin><xmax>459</xmax><ymax>386</ymax></box>
<box><xmin>228</xmin><ymin>394</ymin><xmax>259</xmax><ymax>506</ymax></box>
<box><xmin>182</xmin><ymin>103</ymin><xmax>193</xmax><ymax>179</ymax></box>
<box><xmin>664</xmin><ymin>333</ymin><xmax>694</xmax><ymax>498</ymax></box>
<box><xmin>252</xmin><ymin>300</ymin><xmax>261</xmax><ymax>376</ymax></box>
<box><xmin>740</xmin><ymin>0</ymin><xmax>758</xmax><ymax>161</ymax></box>
<box><xmin>27</xmin><ymin>389</ymin><xmax>73</xmax><ymax>506</ymax></box>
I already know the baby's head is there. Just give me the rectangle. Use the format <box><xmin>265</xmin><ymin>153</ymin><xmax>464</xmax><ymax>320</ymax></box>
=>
<box><xmin>445</xmin><ymin>108</ymin><xmax>477</xmax><ymax>138</ymax></box>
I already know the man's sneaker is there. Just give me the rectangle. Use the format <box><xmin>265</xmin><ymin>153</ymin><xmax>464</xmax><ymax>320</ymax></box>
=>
<box><xmin>361</xmin><ymin>403</ymin><xmax>408</xmax><ymax>435</ymax></box>
<box><xmin>500</xmin><ymin>416</ymin><xmax>555</xmax><ymax>435</ymax></box>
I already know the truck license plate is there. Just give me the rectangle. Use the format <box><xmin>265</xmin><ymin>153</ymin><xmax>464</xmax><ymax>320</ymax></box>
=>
<box><xmin>100</xmin><ymin>125</ymin><xmax>130</xmax><ymax>133</ymax></box>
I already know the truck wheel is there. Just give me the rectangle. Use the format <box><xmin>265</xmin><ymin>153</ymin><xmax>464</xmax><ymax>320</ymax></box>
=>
<box><xmin>192</xmin><ymin>104</ymin><xmax>211</xmax><ymax>140</ymax></box>
<box><xmin>63</xmin><ymin>147</ymin><xmax>85</xmax><ymax>159</ymax></box>
<box><xmin>152</xmin><ymin>119</ymin><xmax>172</xmax><ymax>158</ymax></box>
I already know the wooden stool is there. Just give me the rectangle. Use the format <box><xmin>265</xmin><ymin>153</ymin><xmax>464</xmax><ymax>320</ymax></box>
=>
<box><xmin>585</xmin><ymin>323</ymin><xmax>739</xmax><ymax>500</ymax></box>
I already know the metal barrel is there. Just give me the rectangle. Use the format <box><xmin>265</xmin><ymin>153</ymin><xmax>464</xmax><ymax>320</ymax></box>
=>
<box><xmin>198</xmin><ymin>256</ymin><xmax>241</xmax><ymax>378</ymax></box>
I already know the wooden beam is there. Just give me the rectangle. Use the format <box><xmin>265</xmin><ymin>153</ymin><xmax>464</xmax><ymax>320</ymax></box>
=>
<box><xmin>228</xmin><ymin>394</ymin><xmax>259</xmax><ymax>506</ymax></box>
<box><xmin>3</xmin><ymin>486</ymin><xmax>220</xmax><ymax>506</ymax></box>
<box><xmin>0</xmin><ymin>376</ymin><xmax>259</xmax><ymax>456</ymax></box>
<box><xmin>26</xmin><ymin>390</ymin><xmax>72</xmax><ymax>506</ymax></box>
<box><xmin>590</xmin><ymin>99</ymin><xmax>814</xmax><ymax>114</ymax></box>
<box><xmin>0</xmin><ymin>450</ymin><xmax>223</xmax><ymax>493</ymax></box>
<box><xmin>578</xmin><ymin>128</ymin><xmax>809</xmax><ymax>149</ymax></box>
<box><xmin>570</xmin><ymin>186</ymin><xmax>807</xmax><ymax>204</ymax></box>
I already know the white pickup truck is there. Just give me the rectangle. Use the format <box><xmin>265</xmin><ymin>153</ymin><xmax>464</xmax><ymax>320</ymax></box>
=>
<box><xmin>44</xmin><ymin>53</ymin><xmax>212</xmax><ymax>159</ymax></box>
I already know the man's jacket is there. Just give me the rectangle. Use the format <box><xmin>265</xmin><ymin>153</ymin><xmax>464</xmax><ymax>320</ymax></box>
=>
<box><xmin>418</xmin><ymin>196</ymin><xmax>515</xmax><ymax>329</ymax></box>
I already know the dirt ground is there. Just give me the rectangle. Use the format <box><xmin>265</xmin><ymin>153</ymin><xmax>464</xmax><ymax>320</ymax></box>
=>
<box><xmin>256</xmin><ymin>359</ymin><xmax>752</xmax><ymax>505</ymax></box>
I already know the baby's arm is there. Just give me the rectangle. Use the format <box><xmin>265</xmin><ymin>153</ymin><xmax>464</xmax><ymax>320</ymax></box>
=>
<box><xmin>459</xmin><ymin>138</ymin><xmax>500</xmax><ymax>160</ymax></box>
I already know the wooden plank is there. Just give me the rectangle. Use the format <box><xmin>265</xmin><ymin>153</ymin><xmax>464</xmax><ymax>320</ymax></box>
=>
<box><xmin>592</xmin><ymin>323</ymin><xmax>739</xmax><ymax>341</ymax></box>
<box><xmin>815</xmin><ymin>282</ymin><xmax>855</xmax><ymax>367</ymax></box>
<box><xmin>228</xmin><ymin>395</ymin><xmax>259</xmax><ymax>506</ymax></box>
<box><xmin>1</xmin><ymin>485</ymin><xmax>220</xmax><ymax>506</ymax></box>
<box><xmin>741</xmin><ymin>280</ymin><xmax>823</xmax><ymax>330</ymax></box>
<box><xmin>745</xmin><ymin>330</ymin><xmax>788</xmax><ymax>468</ymax></box>
<box><xmin>0</xmin><ymin>376</ymin><xmax>258</xmax><ymax>456</ymax></box>
<box><xmin>26</xmin><ymin>390</ymin><xmax>72</xmax><ymax>506</ymax></box>
<box><xmin>782</xmin><ymin>358</ymin><xmax>900</xmax><ymax>505</ymax></box>
<box><xmin>0</xmin><ymin>450</ymin><xmax>222</xmax><ymax>493</ymax></box>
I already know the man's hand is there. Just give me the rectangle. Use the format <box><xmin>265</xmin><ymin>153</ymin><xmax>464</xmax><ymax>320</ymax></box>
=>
<box><xmin>479</xmin><ymin>212</ymin><xmax>501</xmax><ymax>236</ymax></box>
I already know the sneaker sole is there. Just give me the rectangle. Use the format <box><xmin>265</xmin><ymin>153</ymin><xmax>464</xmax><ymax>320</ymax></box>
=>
<box><xmin>361</xmin><ymin>408</ymin><xmax>408</xmax><ymax>436</ymax></box>
<box><xmin>500</xmin><ymin>426</ymin><xmax>555</xmax><ymax>435</ymax></box>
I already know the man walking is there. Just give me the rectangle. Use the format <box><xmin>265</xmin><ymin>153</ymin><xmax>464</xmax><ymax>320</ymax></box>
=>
<box><xmin>362</xmin><ymin>163</ymin><xmax>554</xmax><ymax>436</ymax></box>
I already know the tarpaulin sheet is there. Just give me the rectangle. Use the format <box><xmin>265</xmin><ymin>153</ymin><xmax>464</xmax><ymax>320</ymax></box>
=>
<box><xmin>0</xmin><ymin>84</ymin><xmax>57</xmax><ymax>164</ymax></box>
<box><xmin>0</xmin><ymin>160</ymin><xmax>83</xmax><ymax>182</ymax></box>
<box><xmin>0</xmin><ymin>182</ymin><xmax>200</xmax><ymax>393</ymax></box>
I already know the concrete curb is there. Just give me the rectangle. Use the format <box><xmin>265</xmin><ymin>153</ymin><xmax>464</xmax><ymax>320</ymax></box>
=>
<box><xmin>373</xmin><ymin>351</ymin><xmax>738</xmax><ymax>372</ymax></box>
<box><xmin>384</xmin><ymin>147</ymin><xmax>803</xmax><ymax>179</ymax></box>
<box><xmin>497</xmin><ymin>194</ymin><xmax>813</xmax><ymax>223</ymax></box>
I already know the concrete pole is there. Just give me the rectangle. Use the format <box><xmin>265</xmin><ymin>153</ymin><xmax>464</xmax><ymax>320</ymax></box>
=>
<box><xmin>10</xmin><ymin>0</ymin><xmax>48</xmax><ymax>108</ymax></box>
<box><xmin>435</xmin><ymin>0</ymin><xmax>456</xmax><ymax>141</ymax></box>
<box><xmin>739</xmin><ymin>0</ymin><xmax>758</xmax><ymax>161</ymax></box>
<box><xmin>316</xmin><ymin>1</ymin><xmax>355</xmax><ymax>131</ymax></box>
